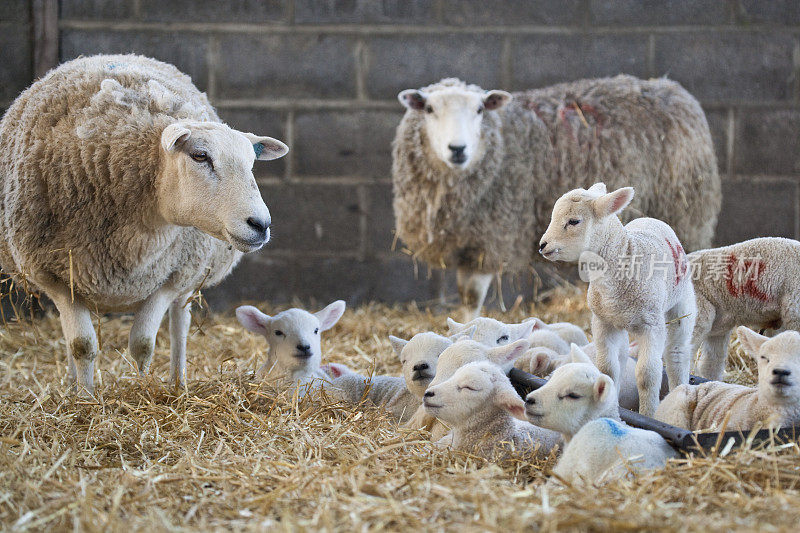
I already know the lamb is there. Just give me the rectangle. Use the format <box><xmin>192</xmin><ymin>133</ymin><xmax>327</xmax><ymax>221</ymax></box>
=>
<box><xmin>0</xmin><ymin>54</ymin><xmax>289</xmax><ymax>393</ymax></box>
<box><xmin>525</xmin><ymin>345</ymin><xmax>678</xmax><ymax>485</ymax></box>
<box><xmin>446</xmin><ymin>316</ymin><xmax>569</xmax><ymax>353</ymax></box>
<box><xmin>655</xmin><ymin>327</ymin><xmax>800</xmax><ymax>431</ymax></box>
<box><xmin>235</xmin><ymin>301</ymin><xmax>345</xmax><ymax>397</ymax></box>
<box><xmin>422</xmin><ymin>361</ymin><xmax>560</xmax><ymax>460</ymax></box>
<box><xmin>689</xmin><ymin>237</ymin><xmax>800</xmax><ymax>380</ymax></box>
<box><xmin>525</xmin><ymin>318</ymin><xmax>589</xmax><ymax>347</ymax></box>
<box><xmin>539</xmin><ymin>183</ymin><xmax>696</xmax><ymax>416</ymax></box>
<box><xmin>393</xmin><ymin>76</ymin><xmax>720</xmax><ymax>317</ymax></box>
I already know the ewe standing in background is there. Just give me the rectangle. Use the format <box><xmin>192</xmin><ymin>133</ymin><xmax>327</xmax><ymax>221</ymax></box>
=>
<box><xmin>392</xmin><ymin>76</ymin><xmax>720</xmax><ymax>318</ymax></box>
<box><xmin>539</xmin><ymin>184</ymin><xmax>696</xmax><ymax>416</ymax></box>
<box><xmin>0</xmin><ymin>55</ymin><xmax>288</xmax><ymax>393</ymax></box>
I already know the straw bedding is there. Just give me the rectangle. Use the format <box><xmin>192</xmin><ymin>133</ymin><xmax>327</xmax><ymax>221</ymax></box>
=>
<box><xmin>1</xmin><ymin>286</ymin><xmax>800</xmax><ymax>532</ymax></box>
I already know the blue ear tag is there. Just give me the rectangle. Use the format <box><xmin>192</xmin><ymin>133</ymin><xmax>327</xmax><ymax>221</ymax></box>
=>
<box><xmin>253</xmin><ymin>143</ymin><xmax>264</xmax><ymax>158</ymax></box>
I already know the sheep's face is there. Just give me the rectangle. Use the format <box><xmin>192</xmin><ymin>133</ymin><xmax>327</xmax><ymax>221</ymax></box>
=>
<box><xmin>447</xmin><ymin>317</ymin><xmax>535</xmax><ymax>347</ymax></box>
<box><xmin>430</xmin><ymin>339</ymin><xmax>529</xmax><ymax>388</ymax></box>
<box><xmin>423</xmin><ymin>361</ymin><xmax>526</xmax><ymax>425</ymax></box>
<box><xmin>524</xmin><ymin>346</ymin><xmax>615</xmax><ymax>438</ymax></box>
<box><xmin>539</xmin><ymin>183</ymin><xmax>634</xmax><ymax>263</ymax></box>
<box><xmin>159</xmin><ymin>121</ymin><xmax>288</xmax><ymax>253</ymax></box>
<box><xmin>391</xmin><ymin>332</ymin><xmax>453</xmax><ymax>399</ymax></box>
<box><xmin>398</xmin><ymin>86</ymin><xmax>511</xmax><ymax>170</ymax></box>
<box><xmin>739</xmin><ymin>327</ymin><xmax>800</xmax><ymax>406</ymax></box>
<box><xmin>236</xmin><ymin>301</ymin><xmax>345</xmax><ymax>375</ymax></box>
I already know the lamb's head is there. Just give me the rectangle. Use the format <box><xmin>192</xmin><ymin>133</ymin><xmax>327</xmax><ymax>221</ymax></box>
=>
<box><xmin>423</xmin><ymin>361</ymin><xmax>527</xmax><ymax>426</ymax></box>
<box><xmin>236</xmin><ymin>301</ymin><xmax>345</xmax><ymax>374</ymax></box>
<box><xmin>539</xmin><ymin>183</ymin><xmax>634</xmax><ymax>263</ymax></box>
<box><xmin>524</xmin><ymin>344</ymin><xmax>616</xmax><ymax>440</ymax></box>
<box><xmin>738</xmin><ymin>327</ymin><xmax>800</xmax><ymax>406</ymax></box>
<box><xmin>398</xmin><ymin>79</ymin><xmax>511</xmax><ymax>170</ymax></box>
<box><xmin>158</xmin><ymin>120</ymin><xmax>289</xmax><ymax>252</ymax></box>
<box><xmin>430</xmin><ymin>338</ymin><xmax>529</xmax><ymax>388</ymax></box>
<box><xmin>447</xmin><ymin>317</ymin><xmax>535</xmax><ymax>347</ymax></box>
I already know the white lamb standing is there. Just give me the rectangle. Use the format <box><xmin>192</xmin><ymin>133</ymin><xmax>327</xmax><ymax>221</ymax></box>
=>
<box><xmin>689</xmin><ymin>237</ymin><xmax>800</xmax><ymax>381</ymax></box>
<box><xmin>655</xmin><ymin>327</ymin><xmax>800</xmax><ymax>431</ymax></box>
<box><xmin>539</xmin><ymin>183</ymin><xmax>696</xmax><ymax>416</ymax></box>
<box><xmin>446</xmin><ymin>316</ymin><xmax>569</xmax><ymax>354</ymax></box>
<box><xmin>423</xmin><ymin>361</ymin><xmax>560</xmax><ymax>460</ymax></box>
<box><xmin>0</xmin><ymin>54</ymin><xmax>289</xmax><ymax>393</ymax></box>
<box><xmin>235</xmin><ymin>301</ymin><xmax>345</xmax><ymax>397</ymax></box>
<box><xmin>525</xmin><ymin>345</ymin><xmax>678</xmax><ymax>485</ymax></box>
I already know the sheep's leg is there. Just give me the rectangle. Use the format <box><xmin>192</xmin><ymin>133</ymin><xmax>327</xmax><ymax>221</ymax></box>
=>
<box><xmin>591</xmin><ymin>314</ymin><xmax>629</xmax><ymax>394</ymax></box>
<box><xmin>51</xmin><ymin>293</ymin><xmax>98</xmax><ymax>395</ymax></box>
<box><xmin>169</xmin><ymin>293</ymin><xmax>192</xmax><ymax>389</ymax></box>
<box><xmin>691</xmin><ymin>292</ymin><xmax>721</xmax><ymax>378</ymax></box>
<box><xmin>128</xmin><ymin>287</ymin><xmax>177</xmax><ymax>377</ymax></box>
<box><xmin>631</xmin><ymin>325</ymin><xmax>667</xmax><ymax>417</ymax></box>
<box><xmin>431</xmin><ymin>269</ymin><xmax>447</xmax><ymax>307</ymax></box>
<box><xmin>663</xmin><ymin>295</ymin><xmax>695</xmax><ymax>391</ymax></box>
<box><xmin>456</xmin><ymin>269</ymin><xmax>492</xmax><ymax>320</ymax></box>
<box><xmin>696</xmin><ymin>332</ymin><xmax>730</xmax><ymax>381</ymax></box>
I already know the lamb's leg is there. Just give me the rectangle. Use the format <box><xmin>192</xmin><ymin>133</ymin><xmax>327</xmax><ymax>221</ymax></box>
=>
<box><xmin>663</xmin><ymin>293</ymin><xmax>695</xmax><ymax>391</ymax></box>
<box><xmin>691</xmin><ymin>292</ymin><xmax>723</xmax><ymax>379</ymax></box>
<box><xmin>591</xmin><ymin>314</ymin><xmax>629</xmax><ymax>394</ymax></box>
<box><xmin>129</xmin><ymin>287</ymin><xmax>177</xmax><ymax>377</ymax></box>
<box><xmin>696</xmin><ymin>332</ymin><xmax>731</xmax><ymax>381</ymax></box>
<box><xmin>631</xmin><ymin>325</ymin><xmax>667</xmax><ymax>417</ymax></box>
<box><xmin>51</xmin><ymin>293</ymin><xmax>98</xmax><ymax>395</ymax></box>
<box><xmin>169</xmin><ymin>294</ymin><xmax>192</xmax><ymax>389</ymax></box>
<box><xmin>456</xmin><ymin>269</ymin><xmax>492</xmax><ymax>320</ymax></box>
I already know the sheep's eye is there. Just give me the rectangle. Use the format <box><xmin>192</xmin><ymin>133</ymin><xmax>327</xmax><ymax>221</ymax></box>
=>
<box><xmin>568</xmin><ymin>219</ymin><xmax>581</xmax><ymax>226</ymax></box>
<box><xmin>457</xmin><ymin>385</ymin><xmax>478</xmax><ymax>392</ymax></box>
<box><xmin>496</xmin><ymin>334</ymin><xmax>509</xmax><ymax>344</ymax></box>
<box><xmin>189</xmin><ymin>151</ymin><xmax>209</xmax><ymax>163</ymax></box>
<box><xmin>761</xmin><ymin>356</ymin><xmax>769</xmax><ymax>362</ymax></box>
<box><xmin>560</xmin><ymin>392</ymin><xmax>582</xmax><ymax>400</ymax></box>
<box><xmin>425</xmin><ymin>105</ymin><xmax>433</xmax><ymax>114</ymax></box>
<box><xmin>314</xmin><ymin>328</ymin><xmax>319</xmax><ymax>334</ymax></box>
<box><xmin>477</xmin><ymin>106</ymin><xmax>483</xmax><ymax>114</ymax></box>
<box><xmin>274</xmin><ymin>330</ymin><xmax>284</xmax><ymax>337</ymax></box>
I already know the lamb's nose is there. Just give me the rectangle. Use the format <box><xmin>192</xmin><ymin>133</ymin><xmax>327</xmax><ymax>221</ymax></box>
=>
<box><xmin>539</xmin><ymin>241</ymin><xmax>547</xmax><ymax>252</ymax></box>
<box><xmin>773</xmin><ymin>368</ymin><xmax>791</xmax><ymax>377</ymax></box>
<box><xmin>247</xmin><ymin>217</ymin><xmax>270</xmax><ymax>236</ymax></box>
<box><xmin>413</xmin><ymin>363</ymin><xmax>429</xmax><ymax>372</ymax></box>
<box><xmin>424</xmin><ymin>390</ymin><xmax>435</xmax><ymax>398</ymax></box>
<box><xmin>297</xmin><ymin>344</ymin><xmax>311</xmax><ymax>352</ymax></box>
<box><xmin>447</xmin><ymin>144</ymin><xmax>466</xmax><ymax>156</ymax></box>
<box><xmin>525</xmin><ymin>396</ymin><xmax>536</xmax><ymax>405</ymax></box>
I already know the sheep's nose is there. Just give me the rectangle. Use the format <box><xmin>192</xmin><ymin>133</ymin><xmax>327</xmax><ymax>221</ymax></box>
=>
<box><xmin>525</xmin><ymin>396</ymin><xmax>536</xmax><ymax>405</ymax></box>
<box><xmin>247</xmin><ymin>216</ymin><xmax>270</xmax><ymax>237</ymax></box>
<box><xmin>413</xmin><ymin>363</ymin><xmax>429</xmax><ymax>372</ymax></box>
<box><xmin>539</xmin><ymin>241</ymin><xmax>547</xmax><ymax>252</ymax></box>
<box><xmin>447</xmin><ymin>144</ymin><xmax>466</xmax><ymax>156</ymax></box>
<box><xmin>424</xmin><ymin>390</ymin><xmax>435</xmax><ymax>398</ymax></box>
<box><xmin>297</xmin><ymin>344</ymin><xmax>311</xmax><ymax>352</ymax></box>
<box><xmin>773</xmin><ymin>368</ymin><xmax>791</xmax><ymax>377</ymax></box>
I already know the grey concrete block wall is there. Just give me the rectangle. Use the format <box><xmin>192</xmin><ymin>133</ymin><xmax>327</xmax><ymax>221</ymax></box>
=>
<box><xmin>3</xmin><ymin>0</ymin><xmax>800</xmax><ymax>310</ymax></box>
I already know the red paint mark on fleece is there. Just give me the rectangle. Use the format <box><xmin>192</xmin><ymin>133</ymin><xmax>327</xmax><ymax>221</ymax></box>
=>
<box><xmin>666</xmin><ymin>239</ymin><xmax>687</xmax><ymax>286</ymax></box>
<box><xmin>725</xmin><ymin>252</ymin><xmax>769</xmax><ymax>302</ymax></box>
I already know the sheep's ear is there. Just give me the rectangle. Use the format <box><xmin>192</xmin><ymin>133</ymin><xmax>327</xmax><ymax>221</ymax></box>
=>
<box><xmin>569</xmin><ymin>343</ymin><xmax>593</xmax><ymax>365</ymax></box>
<box><xmin>315</xmin><ymin>300</ymin><xmax>346</xmax><ymax>331</ymax></box>
<box><xmin>516</xmin><ymin>320</ymin><xmax>536</xmax><ymax>340</ymax></box>
<box><xmin>235</xmin><ymin>305</ymin><xmax>271</xmax><ymax>335</ymax></box>
<box><xmin>322</xmin><ymin>363</ymin><xmax>351</xmax><ymax>379</ymax></box>
<box><xmin>529</xmin><ymin>350</ymin><xmax>553</xmax><ymax>376</ymax></box>
<box><xmin>450</xmin><ymin>325</ymin><xmax>476</xmax><ymax>341</ymax></box>
<box><xmin>524</xmin><ymin>317</ymin><xmax>547</xmax><ymax>331</ymax></box>
<box><xmin>587</xmin><ymin>182</ymin><xmax>607</xmax><ymax>195</ymax></box>
<box><xmin>161</xmin><ymin>123</ymin><xmax>191</xmax><ymax>152</ymax></box>
<box><xmin>446</xmin><ymin>317</ymin><xmax>464</xmax><ymax>333</ymax></box>
<box><xmin>593</xmin><ymin>374</ymin><xmax>614</xmax><ymax>403</ymax></box>
<box><xmin>242</xmin><ymin>132</ymin><xmax>289</xmax><ymax>161</ymax></box>
<box><xmin>483</xmin><ymin>90</ymin><xmax>512</xmax><ymax>111</ymax></box>
<box><xmin>388</xmin><ymin>335</ymin><xmax>408</xmax><ymax>360</ymax></box>
<box><xmin>494</xmin><ymin>379</ymin><xmax>526</xmax><ymax>420</ymax></box>
<box><xmin>737</xmin><ymin>326</ymin><xmax>769</xmax><ymax>358</ymax></box>
<box><xmin>593</xmin><ymin>187</ymin><xmax>634</xmax><ymax>218</ymax></box>
<box><xmin>488</xmin><ymin>339</ymin><xmax>531</xmax><ymax>365</ymax></box>
<box><xmin>398</xmin><ymin>89</ymin><xmax>428</xmax><ymax>111</ymax></box>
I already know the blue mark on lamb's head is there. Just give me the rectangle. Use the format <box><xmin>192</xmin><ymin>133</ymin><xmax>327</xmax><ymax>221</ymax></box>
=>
<box><xmin>601</xmin><ymin>417</ymin><xmax>628</xmax><ymax>438</ymax></box>
<box><xmin>253</xmin><ymin>143</ymin><xmax>264</xmax><ymax>158</ymax></box>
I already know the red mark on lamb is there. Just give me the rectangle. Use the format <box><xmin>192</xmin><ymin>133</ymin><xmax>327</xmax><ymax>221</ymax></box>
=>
<box><xmin>666</xmin><ymin>239</ymin><xmax>687</xmax><ymax>286</ymax></box>
<box><xmin>725</xmin><ymin>253</ymin><xmax>769</xmax><ymax>301</ymax></box>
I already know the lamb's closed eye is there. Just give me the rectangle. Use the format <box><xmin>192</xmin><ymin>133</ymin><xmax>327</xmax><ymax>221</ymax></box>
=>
<box><xmin>457</xmin><ymin>384</ymin><xmax>481</xmax><ymax>392</ymax></box>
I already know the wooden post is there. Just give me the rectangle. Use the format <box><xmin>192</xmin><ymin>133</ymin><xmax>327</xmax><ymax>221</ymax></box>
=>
<box><xmin>32</xmin><ymin>0</ymin><xmax>58</xmax><ymax>78</ymax></box>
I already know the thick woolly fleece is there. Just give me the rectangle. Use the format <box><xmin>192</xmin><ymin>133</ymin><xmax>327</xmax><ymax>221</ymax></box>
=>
<box><xmin>690</xmin><ymin>237</ymin><xmax>800</xmax><ymax>380</ymax></box>
<box><xmin>0</xmin><ymin>54</ymin><xmax>238</xmax><ymax>311</ymax></box>
<box><xmin>326</xmin><ymin>369</ymin><xmax>420</xmax><ymax>424</ymax></box>
<box><xmin>392</xmin><ymin>76</ymin><xmax>720</xmax><ymax>275</ymax></box>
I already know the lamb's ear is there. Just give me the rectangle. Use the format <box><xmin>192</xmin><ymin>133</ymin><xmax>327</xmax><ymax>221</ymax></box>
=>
<box><xmin>494</xmin><ymin>379</ymin><xmax>526</xmax><ymax>420</ymax></box>
<box><xmin>161</xmin><ymin>123</ymin><xmax>191</xmax><ymax>152</ymax></box>
<box><xmin>593</xmin><ymin>374</ymin><xmax>614</xmax><ymax>403</ymax></box>
<box><xmin>398</xmin><ymin>89</ymin><xmax>428</xmax><ymax>111</ymax></box>
<box><xmin>593</xmin><ymin>187</ymin><xmax>634</xmax><ymax>218</ymax></box>
<box><xmin>235</xmin><ymin>305</ymin><xmax>271</xmax><ymax>335</ymax></box>
<box><xmin>315</xmin><ymin>300</ymin><xmax>346</xmax><ymax>331</ymax></box>
<box><xmin>569</xmin><ymin>343</ymin><xmax>593</xmax><ymax>365</ymax></box>
<box><xmin>587</xmin><ymin>182</ymin><xmax>607</xmax><ymax>195</ymax></box>
<box><xmin>516</xmin><ymin>320</ymin><xmax>536</xmax><ymax>340</ymax></box>
<box><xmin>737</xmin><ymin>326</ymin><xmax>769</xmax><ymax>358</ymax></box>
<box><xmin>483</xmin><ymin>90</ymin><xmax>512</xmax><ymax>111</ymax></box>
<box><xmin>529</xmin><ymin>350</ymin><xmax>554</xmax><ymax>376</ymax></box>
<box><xmin>322</xmin><ymin>363</ymin><xmax>351</xmax><ymax>379</ymax></box>
<box><xmin>450</xmin><ymin>325</ymin><xmax>476</xmax><ymax>341</ymax></box>
<box><xmin>446</xmin><ymin>317</ymin><xmax>464</xmax><ymax>333</ymax></box>
<box><xmin>524</xmin><ymin>317</ymin><xmax>547</xmax><ymax>331</ymax></box>
<box><xmin>388</xmin><ymin>335</ymin><xmax>408</xmax><ymax>360</ymax></box>
<box><xmin>242</xmin><ymin>132</ymin><xmax>289</xmax><ymax>161</ymax></box>
<box><xmin>488</xmin><ymin>339</ymin><xmax>531</xmax><ymax>365</ymax></box>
